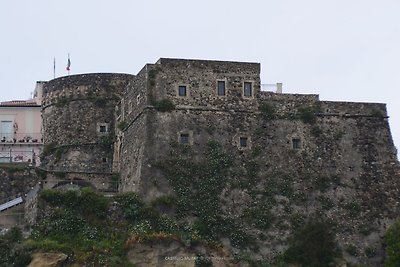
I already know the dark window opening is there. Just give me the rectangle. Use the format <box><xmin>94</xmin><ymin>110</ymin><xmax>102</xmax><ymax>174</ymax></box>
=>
<box><xmin>244</xmin><ymin>82</ymin><xmax>252</xmax><ymax>97</ymax></box>
<box><xmin>217</xmin><ymin>81</ymin><xmax>226</xmax><ymax>96</ymax></box>
<box><xmin>99</xmin><ymin>125</ymin><xmax>107</xmax><ymax>133</ymax></box>
<box><xmin>178</xmin><ymin>85</ymin><xmax>187</xmax><ymax>96</ymax></box>
<box><xmin>240</xmin><ymin>137</ymin><xmax>248</xmax><ymax>148</ymax></box>
<box><xmin>292</xmin><ymin>138</ymin><xmax>301</xmax><ymax>149</ymax></box>
<box><xmin>180</xmin><ymin>133</ymin><xmax>189</xmax><ymax>144</ymax></box>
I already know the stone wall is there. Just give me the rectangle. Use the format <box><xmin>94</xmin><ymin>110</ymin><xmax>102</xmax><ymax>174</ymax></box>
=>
<box><xmin>118</xmin><ymin>113</ymin><xmax>147</xmax><ymax>192</ymax></box>
<box><xmin>117</xmin><ymin>58</ymin><xmax>400</xmax><ymax>265</ymax></box>
<box><xmin>0</xmin><ymin>167</ymin><xmax>39</xmax><ymax>201</ymax></box>
<box><xmin>0</xmin><ymin>167</ymin><xmax>40</xmax><ymax>228</ymax></box>
<box><xmin>120</xmin><ymin>66</ymin><xmax>148</xmax><ymax>124</ymax></box>
<box><xmin>41</xmin><ymin>172</ymin><xmax>114</xmax><ymax>191</ymax></box>
<box><xmin>41</xmin><ymin>73</ymin><xmax>134</xmax><ymax>187</ymax></box>
<box><xmin>21</xmin><ymin>58</ymin><xmax>400</xmax><ymax>265</ymax></box>
<box><xmin>149</xmin><ymin>58</ymin><xmax>261</xmax><ymax>111</ymax></box>
<box><xmin>121</xmin><ymin>105</ymin><xmax>399</xmax><ymax>264</ymax></box>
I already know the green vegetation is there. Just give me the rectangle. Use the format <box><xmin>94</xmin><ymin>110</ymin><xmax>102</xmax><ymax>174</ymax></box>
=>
<box><xmin>156</xmin><ymin>141</ymin><xmax>253</xmax><ymax>248</ymax></box>
<box><xmin>195</xmin><ymin>254</ymin><xmax>213</xmax><ymax>267</ymax></box>
<box><xmin>117</xmin><ymin>121</ymin><xmax>128</xmax><ymax>130</ymax></box>
<box><xmin>312</xmin><ymin>174</ymin><xmax>342</xmax><ymax>192</ymax></box>
<box><xmin>40</xmin><ymin>188</ymin><xmax>109</xmax><ymax>218</ymax></box>
<box><xmin>370</xmin><ymin>108</ymin><xmax>385</xmax><ymax>117</ymax></box>
<box><xmin>54</xmin><ymin>147</ymin><xmax>65</xmax><ymax>163</ymax></box>
<box><xmin>298</xmin><ymin>105</ymin><xmax>319</xmax><ymax>124</ymax></box>
<box><xmin>283</xmin><ymin>219</ymin><xmax>339</xmax><ymax>267</ymax></box>
<box><xmin>152</xmin><ymin>99</ymin><xmax>175</xmax><ymax>112</ymax></box>
<box><xmin>342</xmin><ymin>200</ymin><xmax>362</xmax><ymax>216</ymax></box>
<box><xmin>99</xmin><ymin>136</ymin><xmax>114</xmax><ymax>156</ymax></box>
<box><xmin>35</xmin><ymin>168</ymin><xmax>47</xmax><ymax>179</ymax></box>
<box><xmin>148</xmin><ymin>68</ymin><xmax>159</xmax><ymax>87</ymax></box>
<box><xmin>0</xmin><ymin>164</ymin><xmax>27</xmax><ymax>174</ymax></box>
<box><xmin>41</xmin><ymin>142</ymin><xmax>56</xmax><ymax>159</ymax></box>
<box><xmin>147</xmin><ymin>67</ymin><xmax>175</xmax><ymax>112</ymax></box>
<box><xmin>28</xmin><ymin>188</ymin><xmax>133</xmax><ymax>266</ymax></box>
<box><xmin>364</xmin><ymin>247</ymin><xmax>376</xmax><ymax>258</ymax></box>
<box><xmin>54</xmin><ymin>96</ymin><xmax>69</xmax><ymax>107</ymax></box>
<box><xmin>384</xmin><ymin>219</ymin><xmax>400</xmax><ymax>267</ymax></box>
<box><xmin>259</xmin><ymin>103</ymin><xmax>276</xmax><ymax>120</ymax></box>
<box><xmin>0</xmin><ymin>227</ymin><xmax>31</xmax><ymax>267</ymax></box>
<box><xmin>111</xmin><ymin>173</ymin><xmax>120</xmax><ymax>190</ymax></box>
<box><xmin>346</xmin><ymin>244</ymin><xmax>358</xmax><ymax>257</ymax></box>
<box><xmin>311</xmin><ymin>125</ymin><xmax>323</xmax><ymax>137</ymax></box>
<box><xmin>90</xmin><ymin>96</ymin><xmax>107</xmax><ymax>107</ymax></box>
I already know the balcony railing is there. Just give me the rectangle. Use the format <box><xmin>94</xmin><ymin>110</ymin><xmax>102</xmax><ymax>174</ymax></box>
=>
<box><xmin>0</xmin><ymin>132</ymin><xmax>42</xmax><ymax>144</ymax></box>
<box><xmin>0</xmin><ymin>149</ymin><xmax>40</xmax><ymax>165</ymax></box>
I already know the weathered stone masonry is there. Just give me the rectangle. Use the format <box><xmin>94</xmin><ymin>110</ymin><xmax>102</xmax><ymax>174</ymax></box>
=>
<box><xmin>116</xmin><ymin>58</ymin><xmax>399</xmax><ymax>265</ymax></box>
<box><xmin>40</xmin><ymin>73</ymin><xmax>134</xmax><ymax>190</ymax></box>
<box><xmin>39</xmin><ymin>58</ymin><xmax>400</xmax><ymax>265</ymax></box>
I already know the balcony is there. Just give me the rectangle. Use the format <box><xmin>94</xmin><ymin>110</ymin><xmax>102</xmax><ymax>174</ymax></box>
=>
<box><xmin>0</xmin><ymin>132</ymin><xmax>43</xmax><ymax>145</ymax></box>
<box><xmin>0</xmin><ymin>149</ymin><xmax>40</xmax><ymax>166</ymax></box>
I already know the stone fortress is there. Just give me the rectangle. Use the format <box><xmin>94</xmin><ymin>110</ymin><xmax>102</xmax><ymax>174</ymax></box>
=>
<box><xmin>38</xmin><ymin>58</ymin><xmax>400</xmax><ymax>264</ymax></box>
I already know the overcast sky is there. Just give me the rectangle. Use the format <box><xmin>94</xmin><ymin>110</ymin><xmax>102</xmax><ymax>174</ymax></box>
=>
<box><xmin>1</xmin><ymin>0</ymin><xmax>399</xmax><ymax>157</ymax></box>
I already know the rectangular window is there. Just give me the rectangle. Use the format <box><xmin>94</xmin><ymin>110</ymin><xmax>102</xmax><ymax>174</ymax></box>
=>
<box><xmin>180</xmin><ymin>133</ymin><xmax>189</xmax><ymax>144</ymax></box>
<box><xmin>178</xmin><ymin>85</ymin><xmax>187</xmax><ymax>97</ymax></box>
<box><xmin>0</xmin><ymin>121</ymin><xmax>13</xmax><ymax>141</ymax></box>
<box><xmin>292</xmin><ymin>138</ymin><xmax>301</xmax><ymax>149</ymax></box>
<box><xmin>244</xmin><ymin>82</ymin><xmax>252</xmax><ymax>97</ymax></box>
<box><xmin>217</xmin><ymin>81</ymin><xmax>226</xmax><ymax>96</ymax></box>
<box><xmin>239</xmin><ymin>137</ymin><xmax>248</xmax><ymax>148</ymax></box>
<box><xmin>99</xmin><ymin>125</ymin><xmax>108</xmax><ymax>133</ymax></box>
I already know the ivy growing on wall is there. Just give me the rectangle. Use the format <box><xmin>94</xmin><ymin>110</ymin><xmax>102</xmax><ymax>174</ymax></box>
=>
<box><xmin>155</xmin><ymin>141</ymin><xmax>253</xmax><ymax>247</ymax></box>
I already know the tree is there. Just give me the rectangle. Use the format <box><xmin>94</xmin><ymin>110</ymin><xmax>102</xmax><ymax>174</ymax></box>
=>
<box><xmin>283</xmin><ymin>219</ymin><xmax>339</xmax><ymax>267</ymax></box>
<box><xmin>385</xmin><ymin>219</ymin><xmax>400</xmax><ymax>267</ymax></box>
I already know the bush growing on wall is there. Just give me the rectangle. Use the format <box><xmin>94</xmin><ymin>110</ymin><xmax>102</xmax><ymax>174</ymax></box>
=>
<box><xmin>153</xmin><ymin>99</ymin><xmax>175</xmax><ymax>112</ymax></box>
<box><xmin>385</xmin><ymin>219</ymin><xmax>400</xmax><ymax>267</ymax></box>
<box><xmin>283</xmin><ymin>219</ymin><xmax>339</xmax><ymax>267</ymax></box>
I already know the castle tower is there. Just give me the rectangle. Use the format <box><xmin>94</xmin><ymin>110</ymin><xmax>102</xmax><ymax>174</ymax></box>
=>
<box><xmin>40</xmin><ymin>73</ymin><xmax>134</xmax><ymax>190</ymax></box>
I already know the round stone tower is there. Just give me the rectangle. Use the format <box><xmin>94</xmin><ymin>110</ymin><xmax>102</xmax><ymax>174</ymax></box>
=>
<box><xmin>40</xmin><ymin>73</ymin><xmax>134</xmax><ymax>189</ymax></box>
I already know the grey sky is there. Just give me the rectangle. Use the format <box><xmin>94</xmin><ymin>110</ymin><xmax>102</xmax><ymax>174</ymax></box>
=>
<box><xmin>1</xmin><ymin>0</ymin><xmax>399</xmax><ymax>156</ymax></box>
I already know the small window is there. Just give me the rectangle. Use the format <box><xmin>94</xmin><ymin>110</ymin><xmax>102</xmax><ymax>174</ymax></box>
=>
<box><xmin>292</xmin><ymin>138</ymin><xmax>301</xmax><ymax>149</ymax></box>
<box><xmin>217</xmin><ymin>81</ymin><xmax>226</xmax><ymax>96</ymax></box>
<box><xmin>178</xmin><ymin>85</ymin><xmax>187</xmax><ymax>97</ymax></box>
<box><xmin>239</xmin><ymin>137</ymin><xmax>248</xmax><ymax>148</ymax></box>
<box><xmin>99</xmin><ymin>125</ymin><xmax>108</xmax><ymax>133</ymax></box>
<box><xmin>97</xmin><ymin>123</ymin><xmax>110</xmax><ymax>135</ymax></box>
<box><xmin>180</xmin><ymin>133</ymin><xmax>189</xmax><ymax>144</ymax></box>
<box><xmin>102</xmin><ymin>157</ymin><xmax>108</xmax><ymax>163</ymax></box>
<box><xmin>244</xmin><ymin>82</ymin><xmax>252</xmax><ymax>97</ymax></box>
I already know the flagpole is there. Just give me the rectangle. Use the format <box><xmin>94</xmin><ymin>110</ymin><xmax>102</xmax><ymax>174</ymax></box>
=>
<box><xmin>68</xmin><ymin>53</ymin><xmax>70</xmax><ymax>76</ymax></box>
<box><xmin>53</xmin><ymin>57</ymin><xmax>56</xmax><ymax>79</ymax></box>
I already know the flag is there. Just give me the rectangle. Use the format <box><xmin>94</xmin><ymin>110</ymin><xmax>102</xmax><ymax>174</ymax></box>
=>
<box><xmin>66</xmin><ymin>54</ymin><xmax>71</xmax><ymax>71</ymax></box>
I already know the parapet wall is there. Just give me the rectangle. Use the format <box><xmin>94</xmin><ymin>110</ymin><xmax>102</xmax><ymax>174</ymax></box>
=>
<box><xmin>319</xmin><ymin>100</ymin><xmax>387</xmax><ymax>116</ymax></box>
<box><xmin>42</xmin><ymin>73</ymin><xmax>134</xmax><ymax>107</ymax></box>
<box><xmin>259</xmin><ymin>91</ymin><xmax>388</xmax><ymax>118</ymax></box>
